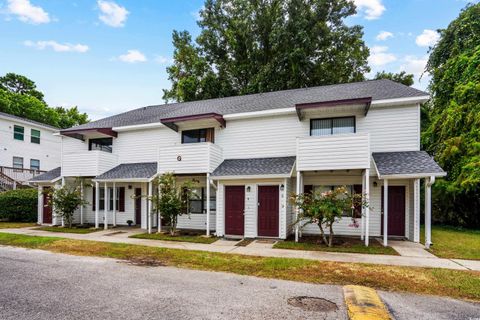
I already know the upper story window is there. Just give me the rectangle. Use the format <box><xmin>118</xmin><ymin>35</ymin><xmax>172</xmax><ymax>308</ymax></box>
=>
<box><xmin>310</xmin><ymin>116</ymin><xmax>355</xmax><ymax>136</ymax></box>
<box><xmin>181</xmin><ymin>128</ymin><xmax>214</xmax><ymax>144</ymax></box>
<box><xmin>31</xmin><ymin>129</ymin><xmax>40</xmax><ymax>144</ymax></box>
<box><xmin>13</xmin><ymin>156</ymin><xmax>23</xmax><ymax>169</ymax></box>
<box><xmin>14</xmin><ymin>125</ymin><xmax>24</xmax><ymax>141</ymax></box>
<box><xmin>89</xmin><ymin>138</ymin><xmax>113</xmax><ymax>153</ymax></box>
<box><xmin>30</xmin><ymin>159</ymin><xmax>40</xmax><ymax>170</ymax></box>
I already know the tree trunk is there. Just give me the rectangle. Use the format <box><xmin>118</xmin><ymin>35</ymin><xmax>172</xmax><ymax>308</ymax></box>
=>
<box><xmin>318</xmin><ymin>223</ymin><xmax>328</xmax><ymax>246</ymax></box>
<box><xmin>328</xmin><ymin>223</ymin><xmax>334</xmax><ymax>247</ymax></box>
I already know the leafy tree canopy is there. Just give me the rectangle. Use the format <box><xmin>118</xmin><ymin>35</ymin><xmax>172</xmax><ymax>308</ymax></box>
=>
<box><xmin>373</xmin><ymin>71</ymin><xmax>414</xmax><ymax>86</ymax></box>
<box><xmin>422</xmin><ymin>3</ymin><xmax>480</xmax><ymax>227</ymax></box>
<box><xmin>164</xmin><ymin>0</ymin><xmax>370</xmax><ymax>102</ymax></box>
<box><xmin>0</xmin><ymin>73</ymin><xmax>89</xmax><ymax>129</ymax></box>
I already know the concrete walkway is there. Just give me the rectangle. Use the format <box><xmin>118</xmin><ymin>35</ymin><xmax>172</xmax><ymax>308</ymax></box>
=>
<box><xmin>2</xmin><ymin>227</ymin><xmax>480</xmax><ymax>271</ymax></box>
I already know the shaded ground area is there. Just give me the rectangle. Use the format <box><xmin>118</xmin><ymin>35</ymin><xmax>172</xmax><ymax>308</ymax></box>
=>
<box><xmin>34</xmin><ymin>225</ymin><xmax>99</xmax><ymax>234</ymax></box>
<box><xmin>274</xmin><ymin>235</ymin><xmax>398</xmax><ymax>255</ymax></box>
<box><xmin>422</xmin><ymin>225</ymin><xmax>480</xmax><ymax>260</ymax></box>
<box><xmin>0</xmin><ymin>222</ymin><xmax>36</xmax><ymax>229</ymax></box>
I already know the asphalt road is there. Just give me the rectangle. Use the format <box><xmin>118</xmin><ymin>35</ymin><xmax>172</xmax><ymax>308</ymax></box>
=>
<box><xmin>0</xmin><ymin>246</ymin><xmax>479</xmax><ymax>320</ymax></box>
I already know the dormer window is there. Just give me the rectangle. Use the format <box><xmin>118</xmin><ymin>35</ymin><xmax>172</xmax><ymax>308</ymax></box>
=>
<box><xmin>181</xmin><ymin>128</ymin><xmax>215</xmax><ymax>144</ymax></box>
<box><xmin>310</xmin><ymin>116</ymin><xmax>355</xmax><ymax>136</ymax></box>
<box><xmin>89</xmin><ymin>137</ymin><xmax>113</xmax><ymax>153</ymax></box>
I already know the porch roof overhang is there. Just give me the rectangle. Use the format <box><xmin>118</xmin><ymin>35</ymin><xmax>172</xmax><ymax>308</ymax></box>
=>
<box><xmin>295</xmin><ymin>97</ymin><xmax>372</xmax><ymax>120</ymax></box>
<box><xmin>29</xmin><ymin>167</ymin><xmax>62</xmax><ymax>184</ymax></box>
<box><xmin>93</xmin><ymin>162</ymin><xmax>158</xmax><ymax>182</ymax></box>
<box><xmin>60</xmin><ymin>128</ymin><xmax>118</xmax><ymax>141</ymax></box>
<box><xmin>160</xmin><ymin>113</ymin><xmax>226</xmax><ymax>132</ymax></box>
<box><xmin>211</xmin><ymin>156</ymin><xmax>296</xmax><ymax>180</ymax></box>
<box><xmin>372</xmin><ymin>151</ymin><xmax>447</xmax><ymax>180</ymax></box>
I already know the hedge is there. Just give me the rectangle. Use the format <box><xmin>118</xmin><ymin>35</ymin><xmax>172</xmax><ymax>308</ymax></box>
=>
<box><xmin>0</xmin><ymin>188</ymin><xmax>37</xmax><ymax>222</ymax></box>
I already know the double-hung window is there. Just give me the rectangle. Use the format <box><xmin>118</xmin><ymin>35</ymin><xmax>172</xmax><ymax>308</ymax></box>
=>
<box><xmin>31</xmin><ymin>129</ymin><xmax>40</xmax><ymax>144</ymax></box>
<box><xmin>14</xmin><ymin>125</ymin><xmax>24</xmax><ymax>141</ymax></box>
<box><xmin>310</xmin><ymin>116</ymin><xmax>355</xmax><ymax>136</ymax></box>
<box><xmin>30</xmin><ymin>159</ymin><xmax>40</xmax><ymax>170</ymax></box>
<box><xmin>181</xmin><ymin>128</ymin><xmax>215</xmax><ymax>144</ymax></box>
<box><xmin>13</xmin><ymin>157</ymin><xmax>23</xmax><ymax>170</ymax></box>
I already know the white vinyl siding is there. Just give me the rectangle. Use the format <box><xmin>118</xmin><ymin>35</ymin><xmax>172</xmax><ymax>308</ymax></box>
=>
<box><xmin>158</xmin><ymin>143</ymin><xmax>223</xmax><ymax>174</ymax></box>
<box><xmin>62</xmin><ymin>151</ymin><xmax>118</xmax><ymax>177</ymax></box>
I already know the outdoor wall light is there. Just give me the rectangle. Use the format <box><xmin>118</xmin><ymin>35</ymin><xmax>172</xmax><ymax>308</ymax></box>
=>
<box><xmin>280</xmin><ymin>184</ymin><xmax>285</xmax><ymax>191</ymax></box>
<box><xmin>373</xmin><ymin>181</ymin><xmax>378</xmax><ymax>187</ymax></box>
<box><xmin>246</xmin><ymin>186</ymin><xmax>251</xmax><ymax>192</ymax></box>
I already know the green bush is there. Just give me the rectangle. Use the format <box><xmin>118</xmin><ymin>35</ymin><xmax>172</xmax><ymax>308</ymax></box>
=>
<box><xmin>0</xmin><ymin>188</ymin><xmax>37</xmax><ymax>222</ymax></box>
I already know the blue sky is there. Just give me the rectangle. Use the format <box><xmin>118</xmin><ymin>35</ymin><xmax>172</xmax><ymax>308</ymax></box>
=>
<box><xmin>0</xmin><ymin>0</ymin><xmax>477</xmax><ymax>120</ymax></box>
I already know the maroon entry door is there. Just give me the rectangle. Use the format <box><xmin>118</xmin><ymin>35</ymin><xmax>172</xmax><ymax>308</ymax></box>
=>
<box><xmin>225</xmin><ymin>186</ymin><xmax>245</xmax><ymax>236</ymax></box>
<box><xmin>257</xmin><ymin>186</ymin><xmax>279</xmax><ymax>237</ymax></box>
<box><xmin>43</xmin><ymin>187</ymin><xmax>52</xmax><ymax>224</ymax></box>
<box><xmin>382</xmin><ymin>186</ymin><xmax>406</xmax><ymax>237</ymax></box>
<box><xmin>135</xmin><ymin>188</ymin><xmax>142</xmax><ymax>225</ymax></box>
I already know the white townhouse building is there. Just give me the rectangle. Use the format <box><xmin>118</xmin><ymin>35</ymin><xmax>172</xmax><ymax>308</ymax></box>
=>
<box><xmin>31</xmin><ymin>80</ymin><xmax>446</xmax><ymax>248</ymax></box>
<box><xmin>0</xmin><ymin>112</ymin><xmax>61</xmax><ymax>190</ymax></box>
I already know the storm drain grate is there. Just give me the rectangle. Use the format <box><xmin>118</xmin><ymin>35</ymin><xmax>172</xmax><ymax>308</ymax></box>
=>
<box><xmin>287</xmin><ymin>296</ymin><xmax>338</xmax><ymax>312</ymax></box>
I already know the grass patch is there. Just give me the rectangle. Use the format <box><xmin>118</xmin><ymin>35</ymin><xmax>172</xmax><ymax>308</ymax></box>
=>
<box><xmin>130</xmin><ymin>232</ymin><xmax>218</xmax><ymax>244</ymax></box>
<box><xmin>0</xmin><ymin>232</ymin><xmax>479</xmax><ymax>302</ymax></box>
<box><xmin>34</xmin><ymin>226</ymin><xmax>99</xmax><ymax>234</ymax></box>
<box><xmin>0</xmin><ymin>222</ymin><xmax>36</xmax><ymax>229</ymax></box>
<box><xmin>274</xmin><ymin>236</ymin><xmax>398</xmax><ymax>255</ymax></box>
<box><xmin>422</xmin><ymin>225</ymin><xmax>480</xmax><ymax>260</ymax></box>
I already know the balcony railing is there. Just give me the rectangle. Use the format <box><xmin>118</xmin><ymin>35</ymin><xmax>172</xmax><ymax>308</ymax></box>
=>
<box><xmin>0</xmin><ymin>166</ymin><xmax>46</xmax><ymax>183</ymax></box>
<box><xmin>158</xmin><ymin>142</ymin><xmax>223</xmax><ymax>174</ymax></box>
<box><xmin>62</xmin><ymin>150</ymin><xmax>118</xmax><ymax>177</ymax></box>
<box><xmin>296</xmin><ymin>133</ymin><xmax>370</xmax><ymax>171</ymax></box>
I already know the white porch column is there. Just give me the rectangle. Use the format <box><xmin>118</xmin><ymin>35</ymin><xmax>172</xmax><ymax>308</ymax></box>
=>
<box><xmin>413</xmin><ymin>178</ymin><xmax>420</xmax><ymax>242</ymax></box>
<box><xmin>365</xmin><ymin>169</ymin><xmax>370</xmax><ymax>246</ymax></box>
<box><xmin>157</xmin><ymin>183</ymin><xmax>162</xmax><ymax>233</ymax></box>
<box><xmin>425</xmin><ymin>176</ymin><xmax>435</xmax><ymax>249</ymax></box>
<box><xmin>80</xmin><ymin>179</ymin><xmax>84</xmax><ymax>225</ymax></box>
<box><xmin>104</xmin><ymin>182</ymin><xmax>108</xmax><ymax>230</ymax></box>
<box><xmin>148</xmin><ymin>181</ymin><xmax>152</xmax><ymax>234</ymax></box>
<box><xmin>295</xmin><ymin>170</ymin><xmax>302</xmax><ymax>242</ymax></box>
<box><xmin>37</xmin><ymin>185</ymin><xmax>43</xmax><ymax>224</ymax></box>
<box><xmin>383</xmin><ymin>179</ymin><xmax>389</xmax><ymax>247</ymax></box>
<box><xmin>361</xmin><ymin>171</ymin><xmax>365</xmax><ymax>241</ymax></box>
<box><xmin>112</xmin><ymin>182</ymin><xmax>116</xmax><ymax>227</ymax></box>
<box><xmin>95</xmin><ymin>181</ymin><xmax>99</xmax><ymax>229</ymax></box>
<box><xmin>206</xmin><ymin>173</ymin><xmax>211</xmax><ymax>236</ymax></box>
<box><xmin>61</xmin><ymin>177</ymin><xmax>65</xmax><ymax>227</ymax></box>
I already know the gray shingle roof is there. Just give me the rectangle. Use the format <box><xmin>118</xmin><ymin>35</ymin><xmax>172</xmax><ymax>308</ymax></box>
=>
<box><xmin>212</xmin><ymin>157</ymin><xmax>296</xmax><ymax>177</ymax></box>
<box><xmin>30</xmin><ymin>167</ymin><xmax>61</xmax><ymax>182</ymax></box>
<box><xmin>62</xmin><ymin>79</ymin><xmax>427</xmax><ymax>132</ymax></box>
<box><xmin>95</xmin><ymin>162</ymin><xmax>157</xmax><ymax>180</ymax></box>
<box><xmin>372</xmin><ymin>151</ymin><xmax>446</xmax><ymax>178</ymax></box>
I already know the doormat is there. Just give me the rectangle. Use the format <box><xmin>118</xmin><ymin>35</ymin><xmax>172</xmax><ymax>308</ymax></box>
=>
<box><xmin>256</xmin><ymin>239</ymin><xmax>276</xmax><ymax>244</ymax></box>
<box><xmin>235</xmin><ymin>239</ymin><xmax>254</xmax><ymax>247</ymax></box>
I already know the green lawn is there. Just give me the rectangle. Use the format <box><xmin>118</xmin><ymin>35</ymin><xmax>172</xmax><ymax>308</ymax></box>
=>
<box><xmin>422</xmin><ymin>225</ymin><xmax>480</xmax><ymax>260</ymax></box>
<box><xmin>34</xmin><ymin>226</ymin><xmax>100</xmax><ymax>234</ymax></box>
<box><xmin>0</xmin><ymin>222</ymin><xmax>37</xmax><ymax>229</ymax></box>
<box><xmin>130</xmin><ymin>232</ymin><xmax>218</xmax><ymax>244</ymax></box>
<box><xmin>274</xmin><ymin>237</ymin><xmax>398</xmax><ymax>255</ymax></box>
<box><xmin>0</xmin><ymin>232</ymin><xmax>479</xmax><ymax>302</ymax></box>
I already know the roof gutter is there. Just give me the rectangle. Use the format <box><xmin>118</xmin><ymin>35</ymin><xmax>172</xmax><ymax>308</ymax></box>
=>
<box><xmin>211</xmin><ymin>173</ymin><xmax>292</xmax><ymax>180</ymax></box>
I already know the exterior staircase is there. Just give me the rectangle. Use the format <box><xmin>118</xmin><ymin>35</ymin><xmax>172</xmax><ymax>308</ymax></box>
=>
<box><xmin>0</xmin><ymin>166</ymin><xmax>45</xmax><ymax>192</ymax></box>
<box><xmin>0</xmin><ymin>171</ymin><xmax>17</xmax><ymax>192</ymax></box>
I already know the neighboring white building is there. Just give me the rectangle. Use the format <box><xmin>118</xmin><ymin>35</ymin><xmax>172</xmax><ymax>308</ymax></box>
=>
<box><xmin>0</xmin><ymin>112</ymin><xmax>61</xmax><ymax>190</ymax></box>
<box><xmin>31</xmin><ymin>80</ymin><xmax>446</xmax><ymax>248</ymax></box>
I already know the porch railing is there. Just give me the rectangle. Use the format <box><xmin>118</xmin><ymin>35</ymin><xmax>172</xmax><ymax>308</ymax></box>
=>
<box><xmin>0</xmin><ymin>166</ymin><xmax>46</xmax><ymax>188</ymax></box>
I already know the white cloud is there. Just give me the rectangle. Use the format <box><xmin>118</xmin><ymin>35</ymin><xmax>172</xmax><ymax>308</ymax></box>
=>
<box><xmin>352</xmin><ymin>0</ymin><xmax>385</xmax><ymax>20</ymax></box>
<box><xmin>7</xmin><ymin>0</ymin><xmax>50</xmax><ymax>24</ymax></box>
<box><xmin>368</xmin><ymin>46</ymin><xmax>396</xmax><ymax>66</ymax></box>
<box><xmin>24</xmin><ymin>40</ymin><xmax>89</xmax><ymax>53</ymax></box>
<box><xmin>415</xmin><ymin>29</ymin><xmax>440</xmax><ymax>47</ymax></box>
<box><xmin>97</xmin><ymin>0</ymin><xmax>128</xmax><ymax>27</ymax></box>
<box><xmin>400</xmin><ymin>55</ymin><xmax>428</xmax><ymax>77</ymax></box>
<box><xmin>117</xmin><ymin>50</ymin><xmax>147</xmax><ymax>63</ymax></box>
<box><xmin>154</xmin><ymin>55</ymin><xmax>172</xmax><ymax>64</ymax></box>
<box><xmin>376</xmin><ymin>31</ymin><xmax>393</xmax><ymax>41</ymax></box>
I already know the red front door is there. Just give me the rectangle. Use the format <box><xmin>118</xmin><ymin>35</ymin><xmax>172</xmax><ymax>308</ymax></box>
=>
<box><xmin>382</xmin><ymin>186</ymin><xmax>406</xmax><ymax>237</ymax></box>
<box><xmin>225</xmin><ymin>186</ymin><xmax>245</xmax><ymax>236</ymax></box>
<box><xmin>258</xmin><ymin>186</ymin><xmax>279</xmax><ymax>237</ymax></box>
<box><xmin>43</xmin><ymin>187</ymin><xmax>52</xmax><ymax>224</ymax></box>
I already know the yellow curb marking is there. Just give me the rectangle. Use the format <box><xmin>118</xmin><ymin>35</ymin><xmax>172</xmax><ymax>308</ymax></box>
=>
<box><xmin>343</xmin><ymin>285</ymin><xmax>391</xmax><ymax>320</ymax></box>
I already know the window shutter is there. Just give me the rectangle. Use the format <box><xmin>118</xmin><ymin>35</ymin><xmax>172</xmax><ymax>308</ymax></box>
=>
<box><xmin>99</xmin><ymin>188</ymin><xmax>105</xmax><ymax>211</ymax></box>
<box><xmin>304</xmin><ymin>185</ymin><xmax>313</xmax><ymax>194</ymax></box>
<box><xmin>119</xmin><ymin>187</ymin><xmax>125</xmax><ymax>212</ymax></box>
<box><xmin>92</xmin><ymin>187</ymin><xmax>96</xmax><ymax>210</ymax></box>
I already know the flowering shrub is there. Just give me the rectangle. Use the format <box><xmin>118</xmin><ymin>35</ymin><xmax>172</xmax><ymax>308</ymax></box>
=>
<box><xmin>290</xmin><ymin>186</ymin><xmax>368</xmax><ymax>247</ymax></box>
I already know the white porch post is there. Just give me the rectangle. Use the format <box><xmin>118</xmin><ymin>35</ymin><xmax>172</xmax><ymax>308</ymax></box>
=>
<box><xmin>425</xmin><ymin>176</ymin><xmax>435</xmax><ymax>249</ymax></box>
<box><xmin>95</xmin><ymin>181</ymin><xmax>99</xmax><ymax>229</ymax></box>
<box><xmin>112</xmin><ymin>182</ymin><xmax>116</xmax><ymax>227</ymax></box>
<box><xmin>206</xmin><ymin>173</ymin><xmax>211</xmax><ymax>236</ymax></box>
<box><xmin>361</xmin><ymin>171</ymin><xmax>365</xmax><ymax>241</ymax></box>
<box><xmin>295</xmin><ymin>170</ymin><xmax>302</xmax><ymax>242</ymax></box>
<box><xmin>157</xmin><ymin>183</ymin><xmax>162</xmax><ymax>233</ymax></box>
<box><xmin>413</xmin><ymin>178</ymin><xmax>420</xmax><ymax>243</ymax></box>
<box><xmin>365</xmin><ymin>169</ymin><xmax>370</xmax><ymax>246</ymax></box>
<box><xmin>61</xmin><ymin>177</ymin><xmax>65</xmax><ymax>227</ymax></box>
<box><xmin>80</xmin><ymin>179</ymin><xmax>84</xmax><ymax>225</ymax></box>
<box><xmin>148</xmin><ymin>181</ymin><xmax>152</xmax><ymax>234</ymax></box>
<box><xmin>37</xmin><ymin>185</ymin><xmax>43</xmax><ymax>224</ymax></box>
<box><xmin>104</xmin><ymin>182</ymin><xmax>108</xmax><ymax>230</ymax></box>
<box><xmin>383</xmin><ymin>179</ymin><xmax>389</xmax><ymax>247</ymax></box>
